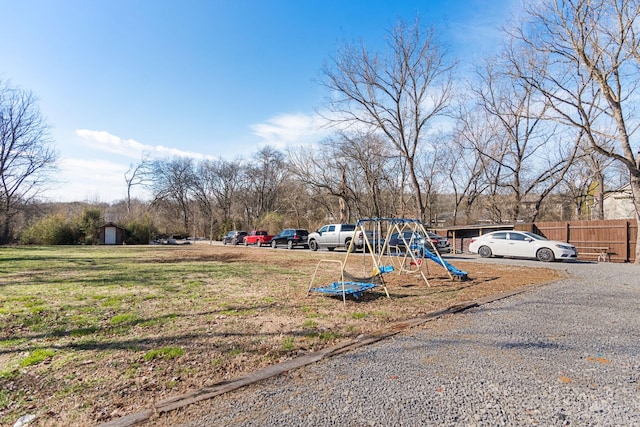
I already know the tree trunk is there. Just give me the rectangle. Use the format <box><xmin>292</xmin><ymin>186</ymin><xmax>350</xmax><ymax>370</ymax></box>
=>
<box><xmin>406</xmin><ymin>157</ymin><xmax>426</xmax><ymax>222</ymax></box>
<box><xmin>338</xmin><ymin>167</ymin><xmax>348</xmax><ymax>223</ymax></box>
<box><xmin>630</xmin><ymin>176</ymin><xmax>640</xmax><ymax>264</ymax></box>
<box><xmin>595</xmin><ymin>172</ymin><xmax>605</xmax><ymax>220</ymax></box>
<box><xmin>0</xmin><ymin>198</ymin><xmax>12</xmax><ymax>244</ymax></box>
<box><xmin>0</xmin><ymin>218</ymin><xmax>10</xmax><ymax>244</ymax></box>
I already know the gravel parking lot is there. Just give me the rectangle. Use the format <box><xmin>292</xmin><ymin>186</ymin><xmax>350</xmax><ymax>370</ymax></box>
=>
<box><xmin>163</xmin><ymin>257</ymin><xmax>640</xmax><ymax>427</ymax></box>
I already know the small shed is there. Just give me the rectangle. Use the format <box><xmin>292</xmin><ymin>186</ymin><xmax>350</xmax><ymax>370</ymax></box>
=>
<box><xmin>97</xmin><ymin>222</ymin><xmax>126</xmax><ymax>245</ymax></box>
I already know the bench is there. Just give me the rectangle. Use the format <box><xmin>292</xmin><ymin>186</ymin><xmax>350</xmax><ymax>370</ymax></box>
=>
<box><xmin>577</xmin><ymin>246</ymin><xmax>612</xmax><ymax>262</ymax></box>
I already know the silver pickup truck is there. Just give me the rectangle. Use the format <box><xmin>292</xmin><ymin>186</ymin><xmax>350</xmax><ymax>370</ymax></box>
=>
<box><xmin>307</xmin><ymin>224</ymin><xmax>367</xmax><ymax>251</ymax></box>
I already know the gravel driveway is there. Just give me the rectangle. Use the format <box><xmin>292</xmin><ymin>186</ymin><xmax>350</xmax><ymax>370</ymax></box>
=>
<box><xmin>169</xmin><ymin>258</ymin><xmax>640</xmax><ymax>426</ymax></box>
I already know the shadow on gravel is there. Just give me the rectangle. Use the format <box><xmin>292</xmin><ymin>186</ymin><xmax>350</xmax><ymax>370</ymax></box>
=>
<box><xmin>498</xmin><ymin>340</ymin><xmax>562</xmax><ymax>350</ymax></box>
<box><xmin>399</xmin><ymin>336</ymin><xmax>563</xmax><ymax>353</ymax></box>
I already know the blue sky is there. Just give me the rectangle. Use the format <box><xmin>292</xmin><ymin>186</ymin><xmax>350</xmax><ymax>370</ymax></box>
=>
<box><xmin>1</xmin><ymin>0</ymin><xmax>518</xmax><ymax>203</ymax></box>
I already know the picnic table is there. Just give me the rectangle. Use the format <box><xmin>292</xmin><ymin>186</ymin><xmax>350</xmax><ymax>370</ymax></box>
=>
<box><xmin>577</xmin><ymin>246</ymin><xmax>612</xmax><ymax>262</ymax></box>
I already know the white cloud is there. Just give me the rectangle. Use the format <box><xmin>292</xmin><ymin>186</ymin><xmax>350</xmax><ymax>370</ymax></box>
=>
<box><xmin>43</xmin><ymin>157</ymin><xmax>145</xmax><ymax>203</ymax></box>
<box><xmin>45</xmin><ymin>116</ymin><xmax>331</xmax><ymax>203</ymax></box>
<box><xmin>250</xmin><ymin>113</ymin><xmax>332</xmax><ymax>148</ymax></box>
<box><xmin>75</xmin><ymin>129</ymin><xmax>215</xmax><ymax>160</ymax></box>
<box><xmin>249</xmin><ymin>109</ymin><xmax>456</xmax><ymax>154</ymax></box>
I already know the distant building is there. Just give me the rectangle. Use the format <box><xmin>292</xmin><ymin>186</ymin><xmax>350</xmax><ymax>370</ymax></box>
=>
<box><xmin>603</xmin><ymin>185</ymin><xmax>636</xmax><ymax>220</ymax></box>
<box><xmin>97</xmin><ymin>222</ymin><xmax>125</xmax><ymax>245</ymax></box>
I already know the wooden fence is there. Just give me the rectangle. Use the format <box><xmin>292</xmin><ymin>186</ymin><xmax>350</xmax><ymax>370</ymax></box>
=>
<box><xmin>534</xmin><ymin>219</ymin><xmax>638</xmax><ymax>263</ymax></box>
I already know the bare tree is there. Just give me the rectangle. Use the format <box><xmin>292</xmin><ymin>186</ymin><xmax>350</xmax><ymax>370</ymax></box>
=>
<box><xmin>124</xmin><ymin>156</ymin><xmax>153</xmax><ymax>214</ymax></box>
<box><xmin>149</xmin><ymin>157</ymin><xmax>195</xmax><ymax>234</ymax></box>
<box><xmin>560</xmin><ymin>148</ymin><xmax>612</xmax><ymax>220</ymax></box>
<box><xmin>332</xmin><ymin>132</ymin><xmax>395</xmax><ymax>218</ymax></box>
<box><xmin>286</xmin><ymin>142</ymin><xmax>355</xmax><ymax>222</ymax></box>
<box><xmin>414</xmin><ymin>134</ymin><xmax>449</xmax><ymax>225</ymax></box>
<box><xmin>0</xmin><ymin>80</ymin><xmax>57</xmax><ymax>243</ymax></box>
<box><xmin>508</xmin><ymin>0</ymin><xmax>640</xmax><ymax>262</ymax></box>
<box><xmin>287</xmin><ymin>130</ymin><xmax>404</xmax><ymax>222</ymax></box>
<box><xmin>320</xmin><ymin>18</ymin><xmax>455</xmax><ymax>223</ymax></box>
<box><xmin>242</xmin><ymin>146</ymin><xmax>287</xmax><ymax>224</ymax></box>
<box><xmin>581</xmin><ymin>146</ymin><xmax>615</xmax><ymax>219</ymax></box>
<box><xmin>191</xmin><ymin>161</ymin><xmax>217</xmax><ymax>241</ymax></box>
<box><xmin>470</xmin><ymin>55</ymin><xmax>580</xmax><ymax>222</ymax></box>
<box><xmin>197</xmin><ymin>158</ymin><xmax>243</xmax><ymax>229</ymax></box>
<box><xmin>447</xmin><ymin>104</ymin><xmax>492</xmax><ymax>224</ymax></box>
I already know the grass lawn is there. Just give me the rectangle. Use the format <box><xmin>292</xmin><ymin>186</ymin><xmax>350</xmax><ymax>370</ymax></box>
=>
<box><xmin>0</xmin><ymin>244</ymin><xmax>560</xmax><ymax>426</ymax></box>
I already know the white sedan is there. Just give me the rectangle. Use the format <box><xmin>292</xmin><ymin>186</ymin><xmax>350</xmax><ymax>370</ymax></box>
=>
<box><xmin>468</xmin><ymin>231</ymin><xmax>577</xmax><ymax>262</ymax></box>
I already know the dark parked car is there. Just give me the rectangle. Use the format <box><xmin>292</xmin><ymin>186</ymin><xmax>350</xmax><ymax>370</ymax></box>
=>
<box><xmin>270</xmin><ymin>228</ymin><xmax>309</xmax><ymax>249</ymax></box>
<box><xmin>387</xmin><ymin>230</ymin><xmax>451</xmax><ymax>253</ymax></box>
<box><xmin>427</xmin><ymin>232</ymin><xmax>452</xmax><ymax>253</ymax></box>
<box><xmin>222</xmin><ymin>230</ymin><xmax>247</xmax><ymax>245</ymax></box>
<box><xmin>387</xmin><ymin>231</ymin><xmax>426</xmax><ymax>251</ymax></box>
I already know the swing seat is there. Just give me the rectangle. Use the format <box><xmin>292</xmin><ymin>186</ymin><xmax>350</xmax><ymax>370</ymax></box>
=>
<box><xmin>372</xmin><ymin>265</ymin><xmax>394</xmax><ymax>276</ymax></box>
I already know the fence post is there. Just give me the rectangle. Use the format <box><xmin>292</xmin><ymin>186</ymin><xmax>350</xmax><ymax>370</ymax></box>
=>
<box><xmin>626</xmin><ymin>220</ymin><xmax>630</xmax><ymax>263</ymax></box>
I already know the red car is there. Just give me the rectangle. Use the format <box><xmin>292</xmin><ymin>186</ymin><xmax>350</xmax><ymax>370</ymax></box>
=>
<box><xmin>243</xmin><ymin>230</ymin><xmax>274</xmax><ymax>247</ymax></box>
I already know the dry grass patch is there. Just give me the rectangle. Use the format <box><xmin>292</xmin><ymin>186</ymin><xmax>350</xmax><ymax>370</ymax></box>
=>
<box><xmin>0</xmin><ymin>245</ymin><xmax>559</xmax><ymax>426</ymax></box>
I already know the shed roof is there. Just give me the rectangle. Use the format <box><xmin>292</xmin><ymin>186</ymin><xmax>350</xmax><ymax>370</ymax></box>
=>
<box><xmin>98</xmin><ymin>222</ymin><xmax>125</xmax><ymax>230</ymax></box>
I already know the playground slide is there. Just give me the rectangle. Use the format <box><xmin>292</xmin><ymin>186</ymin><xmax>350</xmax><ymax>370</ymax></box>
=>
<box><xmin>417</xmin><ymin>245</ymin><xmax>468</xmax><ymax>279</ymax></box>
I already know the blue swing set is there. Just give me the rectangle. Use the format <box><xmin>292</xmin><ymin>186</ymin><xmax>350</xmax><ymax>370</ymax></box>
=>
<box><xmin>307</xmin><ymin>218</ymin><xmax>468</xmax><ymax>304</ymax></box>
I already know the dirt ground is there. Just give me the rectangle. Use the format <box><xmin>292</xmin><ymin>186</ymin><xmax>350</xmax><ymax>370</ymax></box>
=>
<box><xmin>2</xmin><ymin>245</ymin><xmax>562</xmax><ymax>426</ymax></box>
